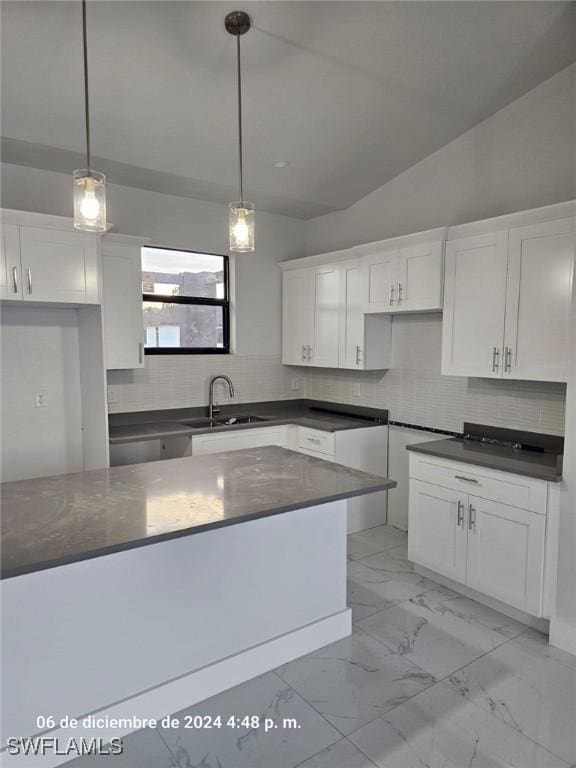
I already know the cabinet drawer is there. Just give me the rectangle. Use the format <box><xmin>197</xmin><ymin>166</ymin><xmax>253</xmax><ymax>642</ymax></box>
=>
<box><xmin>192</xmin><ymin>427</ymin><xmax>289</xmax><ymax>456</ymax></box>
<box><xmin>298</xmin><ymin>427</ymin><xmax>335</xmax><ymax>456</ymax></box>
<box><xmin>409</xmin><ymin>453</ymin><xmax>547</xmax><ymax>513</ymax></box>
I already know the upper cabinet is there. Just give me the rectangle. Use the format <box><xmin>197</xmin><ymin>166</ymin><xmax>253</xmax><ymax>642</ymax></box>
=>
<box><xmin>356</xmin><ymin>229</ymin><xmax>445</xmax><ymax>314</ymax></box>
<box><xmin>442</xmin><ymin>211</ymin><xmax>575</xmax><ymax>382</ymax></box>
<box><xmin>281</xmin><ymin>253</ymin><xmax>391</xmax><ymax>370</ymax></box>
<box><xmin>0</xmin><ymin>211</ymin><xmax>100</xmax><ymax>305</ymax></box>
<box><xmin>102</xmin><ymin>234</ymin><xmax>149</xmax><ymax>370</ymax></box>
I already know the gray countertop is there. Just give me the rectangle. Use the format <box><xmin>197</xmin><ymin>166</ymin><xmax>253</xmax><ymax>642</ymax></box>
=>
<box><xmin>108</xmin><ymin>400</ymin><xmax>388</xmax><ymax>444</ymax></box>
<box><xmin>1</xmin><ymin>446</ymin><xmax>395</xmax><ymax>579</ymax></box>
<box><xmin>407</xmin><ymin>438</ymin><xmax>563</xmax><ymax>482</ymax></box>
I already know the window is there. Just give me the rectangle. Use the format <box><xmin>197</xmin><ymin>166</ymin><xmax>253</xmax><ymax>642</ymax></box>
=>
<box><xmin>142</xmin><ymin>246</ymin><xmax>229</xmax><ymax>354</ymax></box>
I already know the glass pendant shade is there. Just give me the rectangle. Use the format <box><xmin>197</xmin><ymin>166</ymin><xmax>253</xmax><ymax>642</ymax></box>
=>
<box><xmin>73</xmin><ymin>170</ymin><xmax>107</xmax><ymax>231</ymax></box>
<box><xmin>229</xmin><ymin>202</ymin><xmax>255</xmax><ymax>252</ymax></box>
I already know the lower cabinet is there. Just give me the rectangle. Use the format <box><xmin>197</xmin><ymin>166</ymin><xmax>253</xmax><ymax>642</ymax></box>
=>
<box><xmin>408</xmin><ymin>454</ymin><xmax>549</xmax><ymax>617</ymax></box>
<box><xmin>191</xmin><ymin>426</ymin><xmax>289</xmax><ymax>455</ymax></box>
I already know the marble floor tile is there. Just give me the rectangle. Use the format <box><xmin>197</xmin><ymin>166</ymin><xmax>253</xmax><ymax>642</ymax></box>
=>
<box><xmin>447</xmin><ymin>633</ymin><xmax>576</xmax><ymax>763</ymax></box>
<box><xmin>356</xmin><ymin>588</ymin><xmax>525</xmax><ymax>678</ymax></box>
<box><xmin>159</xmin><ymin>671</ymin><xmax>341</xmax><ymax>768</ymax></box>
<box><xmin>514</xmin><ymin>628</ymin><xmax>576</xmax><ymax>672</ymax></box>
<box><xmin>351</xmin><ymin>549</ymin><xmax>416</xmax><ymax>575</ymax></box>
<box><xmin>296</xmin><ymin>738</ymin><xmax>377</xmax><ymax>767</ymax></box>
<box><xmin>347</xmin><ymin>560</ymin><xmax>437</xmax><ymax>622</ymax></box>
<box><xmin>276</xmin><ymin>629</ymin><xmax>436</xmax><ymax>736</ymax></box>
<box><xmin>349</xmin><ymin>525</ymin><xmax>408</xmax><ymax>554</ymax></box>
<box><xmin>350</xmin><ymin>682</ymin><xmax>569</xmax><ymax>768</ymax></box>
<box><xmin>347</xmin><ymin>536</ymin><xmax>386</xmax><ymax>562</ymax></box>
<box><xmin>386</xmin><ymin>542</ymin><xmax>408</xmax><ymax>561</ymax></box>
<box><xmin>66</xmin><ymin>728</ymin><xmax>178</xmax><ymax>767</ymax></box>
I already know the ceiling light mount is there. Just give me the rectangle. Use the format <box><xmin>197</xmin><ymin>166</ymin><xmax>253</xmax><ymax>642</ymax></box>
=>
<box><xmin>225</xmin><ymin>10</ymin><xmax>251</xmax><ymax>37</ymax></box>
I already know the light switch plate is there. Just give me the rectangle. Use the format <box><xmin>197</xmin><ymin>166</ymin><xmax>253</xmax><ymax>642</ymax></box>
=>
<box><xmin>291</xmin><ymin>377</ymin><xmax>301</xmax><ymax>391</ymax></box>
<box><xmin>35</xmin><ymin>393</ymin><xmax>47</xmax><ymax>408</ymax></box>
<box><xmin>353</xmin><ymin>382</ymin><xmax>362</xmax><ymax>398</ymax></box>
<box><xmin>107</xmin><ymin>386</ymin><xmax>119</xmax><ymax>404</ymax></box>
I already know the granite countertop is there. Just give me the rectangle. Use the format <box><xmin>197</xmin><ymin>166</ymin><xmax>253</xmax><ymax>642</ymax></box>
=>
<box><xmin>108</xmin><ymin>400</ymin><xmax>388</xmax><ymax>444</ymax></box>
<box><xmin>1</xmin><ymin>446</ymin><xmax>395</xmax><ymax>579</ymax></box>
<box><xmin>407</xmin><ymin>438</ymin><xmax>563</xmax><ymax>482</ymax></box>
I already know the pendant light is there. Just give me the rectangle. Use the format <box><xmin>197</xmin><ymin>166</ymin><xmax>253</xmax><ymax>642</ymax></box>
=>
<box><xmin>226</xmin><ymin>11</ymin><xmax>254</xmax><ymax>252</ymax></box>
<box><xmin>73</xmin><ymin>0</ymin><xmax>107</xmax><ymax>231</ymax></box>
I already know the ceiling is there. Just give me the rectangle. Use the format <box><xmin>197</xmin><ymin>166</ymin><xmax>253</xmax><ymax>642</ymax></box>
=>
<box><xmin>2</xmin><ymin>1</ymin><xmax>575</xmax><ymax>219</ymax></box>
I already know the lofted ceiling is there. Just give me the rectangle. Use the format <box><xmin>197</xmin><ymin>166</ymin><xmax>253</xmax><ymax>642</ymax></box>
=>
<box><xmin>2</xmin><ymin>1</ymin><xmax>575</xmax><ymax>219</ymax></box>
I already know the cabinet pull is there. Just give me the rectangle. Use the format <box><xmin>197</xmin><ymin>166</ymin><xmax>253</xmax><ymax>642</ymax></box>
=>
<box><xmin>468</xmin><ymin>503</ymin><xmax>476</xmax><ymax>531</ymax></box>
<box><xmin>389</xmin><ymin>285</ymin><xmax>395</xmax><ymax>305</ymax></box>
<box><xmin>355</xmin><ymin>345</ymin><xmax>362</xmax><ymax>365</ymax></box>
<box><xmin>27</xmin><ymin>267</ymin><xmax>32</xmax><ymax>294</ymax></box>
<box><xmin>397</xmin><ymin>282</ymin><xmax>403</xmax><ymax>303</ymax></box>
<box><xmin>504</xmin><ymin>347</ymin><xmax>512</xmax><ymax>374</ymax></box>
<box><xmin>454</xmin><ymin>475</ymin><xmax>479</xmax><ymax>484</ymax></box>
<box><xmin>492</xmin><ymin>347</ymin><xmax>500</xmax><ymax>373</ymax></box>
<box><xmin>12</xmin><ymin>266</ymin><xmax>18</xmax><ymax>294</ymax></box>
<box><xmin>457</xmin><ymin>500</ymin><xmax>465</xmax><ymax>527</ymax></box>
<box><xmin>306</xmin><ymin>436</ymin><xmax>321</xmax><ymax>445</ymax></box>
<box><xmin>138</xmin><ymin>342</ymin><xmax>143</xmax><ymax>365</ymax></box>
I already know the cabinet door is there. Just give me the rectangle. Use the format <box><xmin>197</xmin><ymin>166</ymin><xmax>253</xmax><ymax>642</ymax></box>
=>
<box><xmin>362</xmin><ymin>248</ymin><xmax>398</xmax><ymax>313</ymax></box>
<box><xmin>102</xmin><ymin>241</ymin><xmax>145</xmax><ymax>370</ymax></box>
<box><xmin>442</xmin><ymin>231</ymin><xmax>508</xmax><ymax>377</ymax></box>
<box><xmin>466</xmin><ymin>495</ymin><xmax>545</xmax><ymax>615</ymax></box>
<box><xmin>339</xmin><ymin>260</ymin><xmax>365</xmax><ymax>369</ymax></box>
<box><xmin>20</xmin><ymin>226</ymin><xmax>98</xmax><ymax>304</ymax></box>
<box><xmin>0</xmin><ymin>224</ymin><xmax>22</xmax><ymax>300</ymax></box>
<box><xmin>504</xmin><ymin>219</ymin><xmax>574</xmax><ymax>382</ymax></box>
<box><xmin>408</xmin><ymin>480</ymin><xmax>467</xmax><ymax>583</ymax></box>
<box><xmin>397</xmin><ymin>241</ymin><xmax>443</xmax><ymax>312</ymax></box>
<box><xmin>309</xmin><ymin>264</ymin><xmax>340</xmax><ymax>367</ymax></box>
<box><xmin>192</xmin><ymin>427</ymin><xmax>289</xmax><ymax>455</ymax></box>
<box><xmin>282</xmin><ymin>268</ymin><xmax>311</xmax><ymax>365</ymax></box>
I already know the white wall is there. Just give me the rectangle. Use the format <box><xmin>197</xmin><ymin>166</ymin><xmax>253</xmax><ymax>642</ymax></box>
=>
<box><xmin>306</xmin><ymin>64</ymin><xmax>576</xmax><ymax>254</ymax></box>
<box><xmin>0</xmin><ymin>305</ymin><xmax>84</xmax><ymax>481</ymax></box>
<box><xmin>1</xmin><ymin>163</ymin><xmax>307</xmax><ymax>412</ymax></box>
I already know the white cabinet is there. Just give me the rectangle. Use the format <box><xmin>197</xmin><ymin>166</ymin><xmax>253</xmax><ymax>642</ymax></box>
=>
<box><xmin>192</xmin><ymin>426</ymin><xmax>290</xmax><ymax>455</ymax></box>
<box><xmin>442</xmin><ymin>215</ymin><xmax>575</xmax><ymax>382</ymax></box>
<box><xmin>102</xmin><ymin>234</ymin><xmax>148</xmax><ymax>370</ymax></box>
<box><xmin>408</xmin><ymin>453</ymin><xmax>549</xmax><ymax>616</ymax></box>
<box><xmin>338</xmin><ymin>259</ymin><xmax>392</xmax><ymax>370</ymax></box>
<box><xmin>282</xmin><ymin>267</ymin><xmax>311</xmax><ymax>365</ymax></box>
<box><xmin>357</xmin><ymin>232</ymin><xmax>445</xmax><ymax>314</ymax></box>
<box><xmin>0</xmin><ymin>224</ymin><xmax>21</xmax><ymax>300</ymax></box>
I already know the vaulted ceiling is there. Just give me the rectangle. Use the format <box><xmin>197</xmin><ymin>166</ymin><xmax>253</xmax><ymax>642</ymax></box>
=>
<box><xmin>2</xmin><ymin>1</ymin><xmax>575</xmax><ymax>218</ymax></box>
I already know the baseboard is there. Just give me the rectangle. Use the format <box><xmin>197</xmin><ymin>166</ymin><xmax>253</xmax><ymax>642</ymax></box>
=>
<box><xmin>415</xmin><ymin>565</ymin><xmax>549</xmax><ymax>632</ymax></box>
<box><xmin>2</xmin><ymin>609</ymin><xmax>351</xmax><ymax>768</ymax></box>
<box><xmin>549</xmin><ymin>617</ymin><xmax>576</xmax><ymax>656</ymax></box>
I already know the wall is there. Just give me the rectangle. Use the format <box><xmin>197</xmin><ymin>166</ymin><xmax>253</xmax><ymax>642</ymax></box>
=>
<box><xmin>306</xmin><ymin>64</ymin><xmax>575</xmax><ymax>254</ymax></box>
<box><xmin>1</xmin><ymin>163</ymin><xmax>307</xmax><ymax>412</ymax></box>
<box><xmin>305</xmin><ymin>314</ymin><xmax>566</xmax><ymax>435</ymax></box>
<box><xmin>0</xmin><ymin>305</ymin><xmax>84</xmax><ymax>480</ymax></box>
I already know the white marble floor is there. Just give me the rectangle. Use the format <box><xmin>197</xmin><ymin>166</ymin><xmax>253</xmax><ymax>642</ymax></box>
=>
<box><xmin>69</xmin><ymin>525</ymin><xmax>576</xmax><ymax>768</ymax></box>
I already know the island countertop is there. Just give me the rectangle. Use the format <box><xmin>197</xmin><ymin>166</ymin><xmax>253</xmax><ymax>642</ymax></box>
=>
<box><xmin>1</xmin><ymin>446</ymin><xmax>395</xmax><ymax>579</ymax></box>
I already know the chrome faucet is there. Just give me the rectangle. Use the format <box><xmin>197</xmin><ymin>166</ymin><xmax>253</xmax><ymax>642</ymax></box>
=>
<box><xmin>209</xmin><ymin>375</ymin><xmax>235</xmax><ymax>420</ymax></box>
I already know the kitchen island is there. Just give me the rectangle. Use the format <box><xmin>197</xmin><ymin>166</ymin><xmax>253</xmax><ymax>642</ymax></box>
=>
<box><xmin>1</xmin><ymin>447</ymin><xmax>394</xmax><ymax>766</ymax></box>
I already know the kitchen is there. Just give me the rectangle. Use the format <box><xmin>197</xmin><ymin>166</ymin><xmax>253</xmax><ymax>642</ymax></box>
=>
<box><xmin>1</xmin><ymin>2</ymin><xmax>576</xmax><ymax>767</ymax></box>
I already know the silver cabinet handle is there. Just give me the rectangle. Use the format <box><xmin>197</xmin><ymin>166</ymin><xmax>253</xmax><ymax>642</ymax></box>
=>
<box><xmin>468</xmin><ymin>503</ymin><xmax>476</xmax><ymax>531</ymax></box>
<box><xmin>138</xmin><ymin>342</ymin><xmax>143</xmax><ymax>365</ymax></box>
<box><xmin>492</xmin><ymin>347</ymin><xmax>500</xmax><ymax>373</ymax></box>
<box><xmin>398</xmin><ymin>282</ymin><xmax>403</xmax><ymax>303</ymax></box>
<box><xmin>504</xmin><ymin>347</ymin><xmax>512</xmax><ymax>374</ymax></box>
<box><xmin>302</xmin><ymin>345</ymin><xmax>306</xmax><ymax>362</ymax></box>
<box><xmin>454</xmin><ymin>475</ymin><xmax>479</xmax><ymax>484</ymax></box>
<box><xmin>389</xmin><ymin>285</ymin><xmax>395</xmax><ymax>305</ymax></box>
<box><xmin>457</xmin><ymin>500</ymin><xmax>465</xmax><ymax>527</ymax></box>
<box><xmin>27</xmin><ymin>267</ymin><xmax>32</xmax><ymax>294</ymax></box>
<box><xmin>12</xmin><ymin>266</ymin><xmax>18</xmax><ymax>294</ymax></box>
<box><xmin>355</xmin><ymin>345</ymin><xmax>362</xmax><ymax>365</ymax></box>
<box><xmin>306</xmin><ymin>436</ymin><xmax>321</xmax><ymax>445</ymax></box>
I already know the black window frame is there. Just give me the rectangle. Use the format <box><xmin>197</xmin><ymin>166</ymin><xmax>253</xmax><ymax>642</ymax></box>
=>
<box><xmin>142</xmin><ymin>245</ymin><xmax>230</xmax><ymax>355</ymax></box>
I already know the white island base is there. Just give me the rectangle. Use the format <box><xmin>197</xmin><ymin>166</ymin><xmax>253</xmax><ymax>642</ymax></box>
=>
<box><xmin>1</xmin><ymin>501</ymin><xmax>350</xmax><ymax>767</ymax></box>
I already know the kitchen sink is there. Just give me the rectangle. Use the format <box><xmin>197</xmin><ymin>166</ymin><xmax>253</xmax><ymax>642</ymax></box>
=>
<box><xmin>179</xmin><ymin>415</ymin><xmax>270</xmax><ymax>429</ymax></box>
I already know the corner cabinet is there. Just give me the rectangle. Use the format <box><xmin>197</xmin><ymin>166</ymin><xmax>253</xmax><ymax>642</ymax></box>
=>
<box><xmin>281</xmin><ymin>252</ymin><xmax>391</xmax><ymax>370</ymax></box>
<box><xmin>408</xmin><ymin>453</ymin><xmax>550</xmax><ymax>618</ymax></box>
<box><xmin>442</xmin><ymin>211</ymin><xmax>575</xmax><ymax>382</ymax></box>
<box><xmin>102</xmin><ymin>234</ymin><xmax>149</xmax><ymax>370</ymax></box>
<box><xmin>1</xmin><ymin>211</ymin><xmax>100</xmax><ymax>305</ymax></box>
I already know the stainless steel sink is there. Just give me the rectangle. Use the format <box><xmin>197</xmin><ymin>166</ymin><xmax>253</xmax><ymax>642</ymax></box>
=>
<box><xmin>178</xmin><ymin>415</ymin><xmax>269</xmax><ymax>429</ymax></box>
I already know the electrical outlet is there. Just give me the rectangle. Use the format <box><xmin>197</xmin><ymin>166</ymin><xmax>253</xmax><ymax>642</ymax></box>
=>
<box><xmin>291</xmin><ymin>377</ymin><xmax>301</xmax><ymax>391</ymax></box>
<box><xmin>107</xmin><ymin>386</ymin><xmax>118</xmax><ymax>404</ymax></box>
<box><xmin>35</xmin><ymin>393</ymin><xmax>47</xmax><ymax>408</ymax></box>
<box><xmin>353</xmin><ymin>382</ymin><xmax>362</xmax><ymax>398</ymax></box>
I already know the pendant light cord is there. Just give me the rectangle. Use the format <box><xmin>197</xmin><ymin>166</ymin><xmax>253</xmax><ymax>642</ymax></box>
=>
<box><xmin>236</xmin><ymin>32</ymin><xmax>244</xmax><ymax>204</ymax></box>
<box><xmin>82</xmin><ymin>0</ymin><xmax>91</xmax><ymax>171</ymax></box>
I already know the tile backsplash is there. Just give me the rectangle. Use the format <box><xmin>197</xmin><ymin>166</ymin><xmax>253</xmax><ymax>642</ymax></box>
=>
<box><xmin>107</xmin><ymin>354</ymin><xmax>303</xmax><ymax>413</ymax></box>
